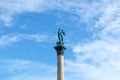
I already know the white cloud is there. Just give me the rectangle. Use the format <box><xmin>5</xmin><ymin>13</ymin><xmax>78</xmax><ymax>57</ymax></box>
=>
<box><xmin>0</xmin><ymin>0</ymin><xmax>68</xmax><ymax>26</ymax></box>
<box><xmin>70</xmin><ymin>7</ymin><xmax>120</xmax><ymax>78</ymax></box>
<box><xmin>70</xmin><ymin>2</ymin><xmax>120</xmax><ymax>77</ymax></box>
<box><xmin>0</xmin><ymin>59</ymin><xmax>56</xmax><ymax>80</ymax></box>
<box><xmin>0</xmin><ymin>34</ymin><xmax>19</xmax><ymax>47</ymax></box>
<box><xmin>0</xmin><ymin>0</ymin><xmax>120</xmax><ymax>29</ymax></box>
<box><xmin>63</xmin><ymin>1</ymin><xmax>120</xmax><ymax>80</ymax></box>
<box><xmin>67</xmin><ymin>38</ymin><xmax>120</xmax><ymax>80</ymax></box>
<box><xmin>0</xmin><ymin>0</ymin><xmax>111</xmax><ymax>26</ymax></box>
<box><xmin>0</xmin><ymin>33</ymin><xmax>48</xmax><ymax>47</ymax></box>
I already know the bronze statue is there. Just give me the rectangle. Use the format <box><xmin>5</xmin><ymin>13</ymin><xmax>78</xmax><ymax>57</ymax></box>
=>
<box><xmin>57</xmin><ymin>28</ymin><xmax>65</xmax><ymax>46</ymax></box>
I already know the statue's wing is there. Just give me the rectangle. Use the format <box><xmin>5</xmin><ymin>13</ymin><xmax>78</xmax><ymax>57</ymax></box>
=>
<box><xmin>63</xmin><ymin>32</ymin><xmax>65</xmax><ymax>36</ymax></box>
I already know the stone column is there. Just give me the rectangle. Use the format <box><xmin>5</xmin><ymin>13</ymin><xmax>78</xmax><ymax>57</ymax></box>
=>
<box><xmin>54</xmin><ymin>46</ymin><xmax>66</xmax><ymax>80</ymax></box>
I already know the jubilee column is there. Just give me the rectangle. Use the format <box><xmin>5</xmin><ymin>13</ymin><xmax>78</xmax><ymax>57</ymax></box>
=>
<box><xmin>54</xmin><ymin>28</ymin><xmax>66</xmax><ymax>80</ymax></box>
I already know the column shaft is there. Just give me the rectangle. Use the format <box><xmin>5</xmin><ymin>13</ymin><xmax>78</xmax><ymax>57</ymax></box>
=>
<box><xmin>57</xmin><ymin>55</ymin><xmax>64</xmax><ymax>80</ymax></box>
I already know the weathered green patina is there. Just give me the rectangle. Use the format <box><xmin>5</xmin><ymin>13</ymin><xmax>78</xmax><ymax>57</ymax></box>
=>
<box><xmin>56</xmin><ymin>28</ymin><xmax>65</xmax><ymax>46</ymax></box>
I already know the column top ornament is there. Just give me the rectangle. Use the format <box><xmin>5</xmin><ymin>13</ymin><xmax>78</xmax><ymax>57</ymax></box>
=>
<box><xmin>56</xmin><ymin>28</ymin><xmax>65</xmax><ymax>46</ymax></box>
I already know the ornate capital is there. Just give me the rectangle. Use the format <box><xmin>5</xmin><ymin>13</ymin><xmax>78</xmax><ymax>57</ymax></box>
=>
<box><xmin>54</xmin><ymin>46</ymin><xmax>66</xmax><ymax>55</ymax></box>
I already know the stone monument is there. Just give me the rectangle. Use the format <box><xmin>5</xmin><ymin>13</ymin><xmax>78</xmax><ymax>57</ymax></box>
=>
<box><xmin>54</xmin><ymin>28</ymin><xmax>66</xmax><ymax>80</ymax></box>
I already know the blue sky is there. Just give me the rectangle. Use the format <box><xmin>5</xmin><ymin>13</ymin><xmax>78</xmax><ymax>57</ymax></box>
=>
<box><xmin>0</xmin><ymin>0</ymin><xmax>120</xmax><ymax>80</ymax></box>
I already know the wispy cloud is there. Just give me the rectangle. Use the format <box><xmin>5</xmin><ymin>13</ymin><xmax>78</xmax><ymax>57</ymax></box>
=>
<box><xmin>0</xmin><ymin>0</ymin><xmax>107</xmax><ymax>26</ymax></box>
<box><xmin>68</xmin><ymin>38</ymin><xmax>120</xmax><ymax>80</ymax></box>
<box><xmin>0</xmin><ymin>33</ymin><xmax>48</xmax><ymax>47</ymax></box>
<box><xmin>1</xmin><ymin>0</ymin><xmax>120</xmax><ymax>80</ymax></box>
<box><xmin>0</xmin><ymin>59</ymin><xmax>56</xmax><ymax>80</ymax></box>
<box><xmin>62</xmin><ymin>0</ymin><xmax>120</xmax><ymax>80</ymax></box>
<box><xmin>0</xmin><ymin>0</ymin><xmax>63</xmax><ymax>26</ymax></box>
<box><xmin>1</xmin><ymin>0</ymin><xmax>120</xmax><ymax>29</ymax></box>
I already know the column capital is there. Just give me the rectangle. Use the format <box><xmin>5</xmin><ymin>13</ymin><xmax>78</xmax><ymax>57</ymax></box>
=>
<box><xmin>54</xmin><ymin>46</ymin><xmax>66</xmax><ymax>55</ymax></box>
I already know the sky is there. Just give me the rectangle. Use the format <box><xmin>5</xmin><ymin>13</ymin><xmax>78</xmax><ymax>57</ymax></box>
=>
<box><xmin>0</xmin><ymin>0</ymin><xmax>120</xmax><ymax>80</ymax></box>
